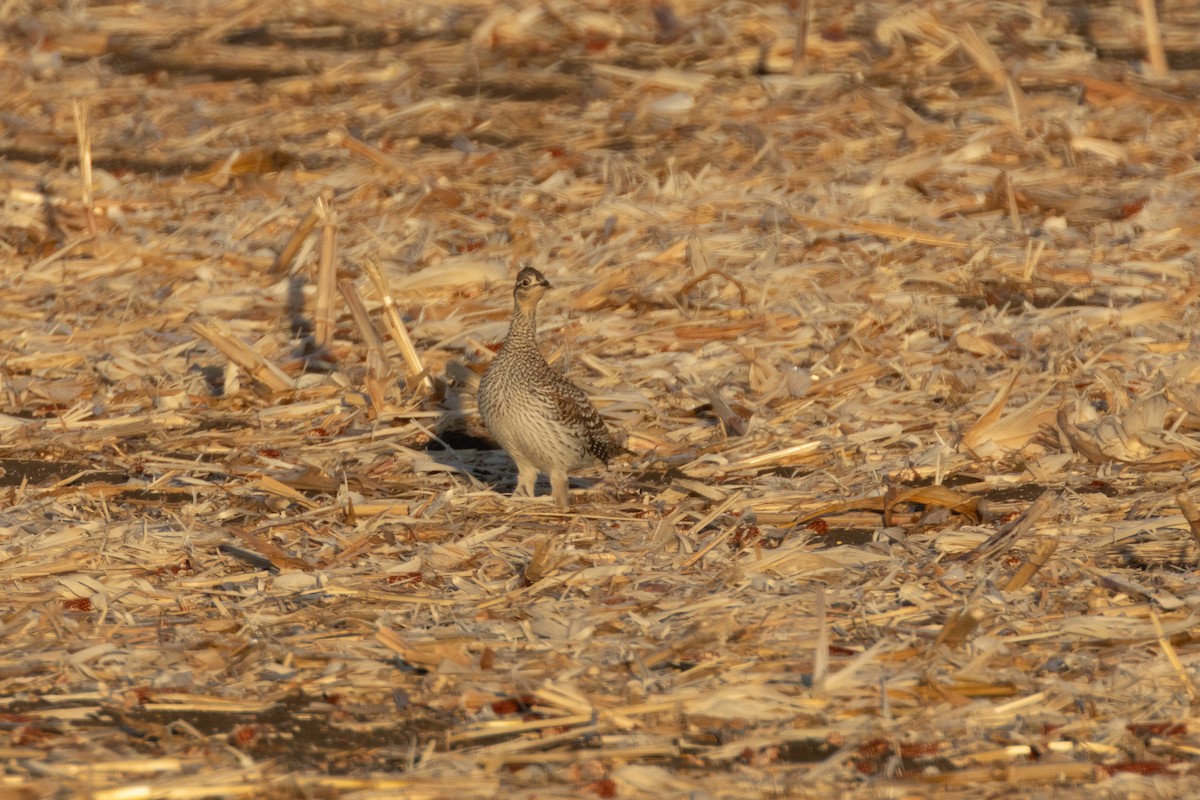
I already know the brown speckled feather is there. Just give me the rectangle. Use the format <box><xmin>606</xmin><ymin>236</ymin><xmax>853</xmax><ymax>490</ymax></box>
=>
<box><xmin>477</xmin><ymin>266</ymin><xmax>619</xmax><ymax>506</ymax></box>
<box><xmin>544</xmin><ymin>370</ymin><xmax>617</xmax><ymax>464</ymax></box>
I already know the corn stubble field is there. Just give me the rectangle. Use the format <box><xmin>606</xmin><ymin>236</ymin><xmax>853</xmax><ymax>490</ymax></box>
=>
<box><xmin>3</xmin><ymin>0</ymin><xmax>1200</xmax><ymax>797</ymax></box>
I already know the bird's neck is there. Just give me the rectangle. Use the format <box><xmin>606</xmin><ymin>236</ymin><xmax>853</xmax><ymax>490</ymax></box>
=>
<box><xmin>502</xmin><ymin>300</ymin><xmax>541</xmax><ymax>355</ymax></box>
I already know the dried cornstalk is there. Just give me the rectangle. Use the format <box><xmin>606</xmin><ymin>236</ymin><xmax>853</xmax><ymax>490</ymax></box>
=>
<box><xmin>190</xmin><ymin>320</ymin><xmax>294</xmax><ymax>392</ymax></box>
<box><xmin>313</xmin><ymin>193</ymin><xmax>338</xmax><ymax>351</ymax></box>
<box><xmin>812</xmin><ymin>585</ymin><xmax>828</xmax><ymax>693</ymax></box>
<box><xmin>1150</xmin><ymin>610</ymin><xmax>1196</xmax><ymax>701</ymax></box>
<box><xmin>270</xmin><ymin>206</ymin><xmax>320</xmax><ymax>274</ymax></box>
<box><xmin>935</xmin><ymin>605</ymin><xmax>986</xmax><ymax>647</ymax></box>
<box><xmin>1003</xmin><ymin>536</ymin><xmax>1058</xmax><ymax>592</ymax></box>
<box><xmin>956</xmin><ymin>24</ymin><xmax>1028</xmax><ymax>122</ymax></box>
<box><xmin>957</xmin><ymin>492</ymin><xmax>1055</xmax><ymax>566</ymax></box>
<box><xmin>9</xmin><ymin>3</ymin><xmax>1200</xmax><ymax>795</ymax></box>
<box><xmin>1136</xmin><ymin>0</ymin><xmax>1169</xmax><ymax>79</ymax></box>
<box><xmin>72</xmin><ymin>99</ymin><xmax>93</xmax><ymax>213</ymax></box>
<box><xmin>339</xmin><ymin>279</ymin><xmax>392</xmax><ymax>411</ymax></box>
<box><xmin>1174</xmin><ymin>490</ymin><xmax>1200</xmax><ymax>553</ymax></box>
<box><xmin>699</xmin><ymin>384</ymin><xmax>749</xmax><ymax>436</ymax></box>
<box><xmin>523</xmin><ymin>537</ymin><xmax>564</xmax><ymax>585</ymax></box>
<box><xmin>363</xmin><ymin>259</ymin><xmax>433</xmax><ymax>392</ymax></box>
<box><xmin>791</xmin><ymin>0</ymin><xmax>810</xmax><ymax>74</ymax></box>
<box><xmin>791</xmin><ymin>212</ymin><xmax>967</xmax><ymax>248</ymax></box>
<box><xmin>332</xmin><ymin>130</ymin><xmax>408</xmax><ymax>173</ymax></box>
<box><xmin>681</xmin><ymin>492</ymin><xmax>746</xmax><ymax>567</ymax></box>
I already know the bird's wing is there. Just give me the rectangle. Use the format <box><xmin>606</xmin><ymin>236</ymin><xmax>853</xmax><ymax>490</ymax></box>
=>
<box><xmin>545</xmin><ymin>372</ymin><xmax>617</xmax><ymax>463</ymax></box>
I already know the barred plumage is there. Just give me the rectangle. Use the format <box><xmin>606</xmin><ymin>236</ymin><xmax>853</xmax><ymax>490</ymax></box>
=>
<box><xmin>477</xmin><ymin>267</ymin><xmax>618</xmax><ymax>507</ymax></box>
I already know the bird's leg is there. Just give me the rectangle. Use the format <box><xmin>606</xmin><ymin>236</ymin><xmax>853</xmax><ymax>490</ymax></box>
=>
<box><xmin>515</xmin><ymin>463</ymin><xmax>539</xmax><ymax>498</ymax></box>
<box><xmin>550</xmin><ymin>470</ymin><xmax>570</xmax><ymax>508</ymax></box>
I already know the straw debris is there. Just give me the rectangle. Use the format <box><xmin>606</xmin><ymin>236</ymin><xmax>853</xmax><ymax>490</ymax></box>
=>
<box><xmin>3</xmin><ymin>0</ymin><xmax>1200</xmax><ymax>796</ymax></box>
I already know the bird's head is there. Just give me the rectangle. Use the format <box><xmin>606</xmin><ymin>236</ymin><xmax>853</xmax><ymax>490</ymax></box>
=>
<box><xmin>513</xmin><ymin>266</ymin><xmax>551</xmax><ymax>306</ymax></box>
